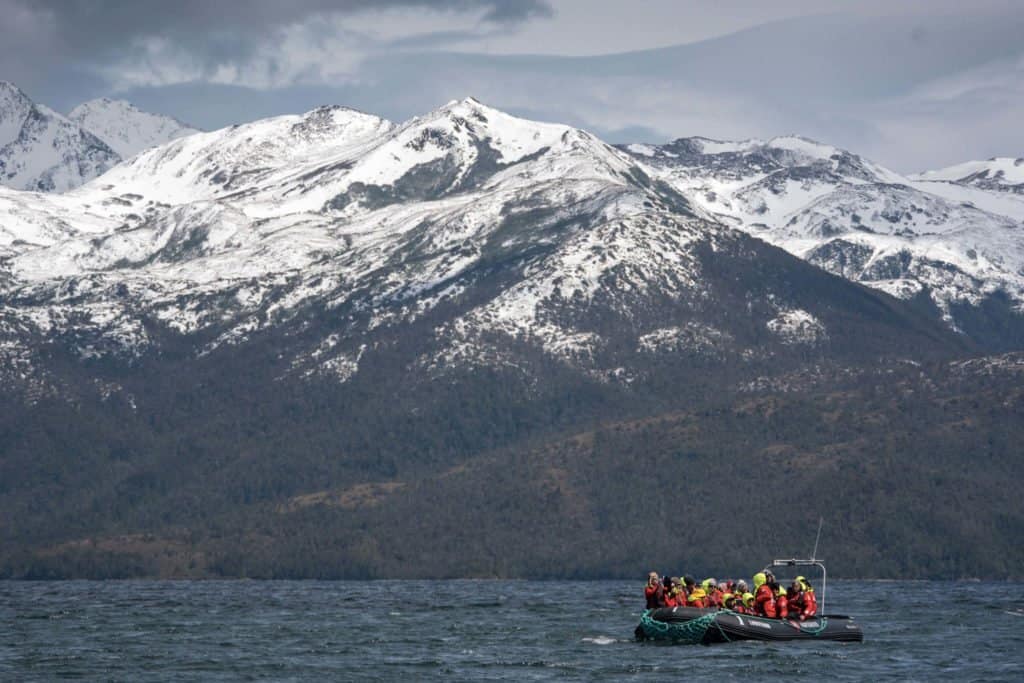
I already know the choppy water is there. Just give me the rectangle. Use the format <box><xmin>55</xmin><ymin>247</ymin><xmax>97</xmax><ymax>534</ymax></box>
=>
<box><xmin>1</xmin><ymin>580</ymin><xmax>1021</xmax><ymax>681</ymax></box>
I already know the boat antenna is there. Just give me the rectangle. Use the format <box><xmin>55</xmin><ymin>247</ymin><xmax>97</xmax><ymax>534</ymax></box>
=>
<box><xmin>811</xmin><ymin>516</ymin><xmax>823</xmax><ymax>561</ymax></box>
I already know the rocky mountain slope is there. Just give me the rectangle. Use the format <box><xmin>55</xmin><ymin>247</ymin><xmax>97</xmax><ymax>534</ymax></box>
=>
<box><xmin>622</xmin><ymin>138</ymin><xmax>1024</xmax><ymax>347</ymax></box>
<box><xmin>0</xmin><ymin>82</ymin><xmax>120</xmax><ymax>192</ymax></box>
<box><xmin>69</xmin><ymin>98</ymin><xmax>199</xmax><ymax>159</ymax></box>
<box><xmin>0</xmin><ymin>98</ymin><xmax>1021</xmax><ymax>579</ymax></box>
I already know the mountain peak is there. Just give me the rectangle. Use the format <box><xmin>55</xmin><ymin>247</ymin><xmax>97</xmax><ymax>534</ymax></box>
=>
<box><xmin>0</xmin><ymin>80</ymin><xmax>32</xmax><ymax>118</ymax></box>
<box><xmin>69</xmin><ymin>97</ymin><xmax>199</xmax><ymax>158</ymax></box>
<box><xmin>0</xmin><ymin>80</ymin><xmax>27</xmax><ymax>96</ymax></box>
<box><xmin>0</xmin><ymin>83</ymin><xmax>119</xmax><ymax>192</ymax></box>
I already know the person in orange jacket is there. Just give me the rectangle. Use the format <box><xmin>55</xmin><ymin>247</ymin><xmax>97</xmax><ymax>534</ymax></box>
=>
<box><xmin>752</xmin><ymin>571</ymin><xmax>777</xmax><ymax>618</ymax></box>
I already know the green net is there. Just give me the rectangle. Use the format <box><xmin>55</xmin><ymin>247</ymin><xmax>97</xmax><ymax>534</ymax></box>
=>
<box><xmin>637</xmin><ymin>610</ymin><xmax>726</xmax><ymax>645</ymax></box>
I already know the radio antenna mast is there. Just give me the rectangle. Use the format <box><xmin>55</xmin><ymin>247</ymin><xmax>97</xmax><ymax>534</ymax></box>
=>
<box><xmin>811</xmin><ymin>517</ymin><xmax>823</xmax><ymax>561</ymax></box>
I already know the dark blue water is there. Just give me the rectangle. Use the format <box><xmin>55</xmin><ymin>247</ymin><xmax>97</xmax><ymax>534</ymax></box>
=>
<box><xmin>1</xmin><ymin>580</ymin><xmax>1021</xmax><ymax>681</ymax></box>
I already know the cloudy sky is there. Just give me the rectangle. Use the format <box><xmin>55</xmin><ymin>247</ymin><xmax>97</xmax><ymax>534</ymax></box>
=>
<box><xmin>2</xmin><ymin>0</ymin><xmax>1022</xmax><ymax>172</ymax></box>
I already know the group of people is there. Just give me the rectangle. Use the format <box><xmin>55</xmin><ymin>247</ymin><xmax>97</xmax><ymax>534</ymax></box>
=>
<box><xmin>644</xmin><ymin>570</ymin><xmax>818</xmax><ymax>621</ymax></box>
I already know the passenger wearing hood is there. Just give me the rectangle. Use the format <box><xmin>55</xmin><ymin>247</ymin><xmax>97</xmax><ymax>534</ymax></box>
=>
<box><xmin>789</xmin><ymin>576</ymin><xmax>818</xmax><ymax>620</ymax></box>
<box><xmin>753</xmin><ymin>571</ymin><xmax>778</xmax><ymax>618</ymax></box>
<box><xmin>703</xmin><ymin>578</ymin><xmax>724</xmax><ymax>608</ymax></box>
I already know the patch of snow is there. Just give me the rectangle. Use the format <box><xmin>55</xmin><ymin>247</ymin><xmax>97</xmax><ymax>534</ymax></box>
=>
<box><xmin>766</xmin><ymin>309</ymin><xmax>827</xmax><ymax>345</ymax></box>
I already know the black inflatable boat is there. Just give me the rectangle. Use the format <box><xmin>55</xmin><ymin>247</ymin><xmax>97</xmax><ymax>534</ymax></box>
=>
<box><xmin>635</xmin><ymin>606</ymin><xmax>864</xmax><ymax>644</ymax></box>
<box><xmin>635</xmin><ymin>557</ymin><xmax>863</xmax><ymax>645</ymax></box>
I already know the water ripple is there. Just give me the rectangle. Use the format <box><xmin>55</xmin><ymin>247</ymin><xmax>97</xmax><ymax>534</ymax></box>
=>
<box><xmin>0</xmin><ymin>580</ymin><xmax>1018</xmax><ymax>681</ymax></box>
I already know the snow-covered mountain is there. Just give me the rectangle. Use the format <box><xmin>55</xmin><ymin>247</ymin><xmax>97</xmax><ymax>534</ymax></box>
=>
<box><xmin>0</xmin><ymin>84</ymin><xmax>202</xmax><ymax>194</ymax></box>
<box><xmin>2</xmin><ymin>98</ymin><xmax>965</xmax><ymax>401</ymax></box>
<box><xmin>623</xmin><ymin>137</ymin><xmax>1024</xmax><ymax>331</ymax></box>
<box><xmin>69</xmin><ymin>98</ymin><xmax>200</xmax><ymax>159</ymax></box>
<box><xmin>914</xmin><ymin>158</ymin><xmax>1024</xmax><ymax>194</ymax></box>
<box><xmin>0</xmin><ymin>82</ymin><xmax>120</xmax><ymax>192</ymax></box>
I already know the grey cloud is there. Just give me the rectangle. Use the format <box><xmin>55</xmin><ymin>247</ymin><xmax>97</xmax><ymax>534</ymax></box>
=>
<box><xmin>0</xmin><ymin>0</ymin><xmax>552</xmax><ymax>96</ymax></box>
<box><xmin>351</xmin><ymin>7</ymin><xmax>1024</xmax><ymax>171</ymax></box>
<box><xmin>4</xmin><ymin>1</ymin><xmax>1022</xmax><ymax>172</ymax></box>
<box><xmin>20</xmin><ymin>0</ymin><xmax>550</xmax><ymax>43</ymax></box>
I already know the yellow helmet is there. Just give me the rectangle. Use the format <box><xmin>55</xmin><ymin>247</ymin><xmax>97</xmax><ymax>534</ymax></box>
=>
<box><xmin>742</xmin><ymin>592</ymin><xmax>755</xmax><ymax>607</ymax></box>
<box><xmin>701</xmin><ymin>579</ymin><xmax>711</xmax><ymax>590</ymax></box>
<box><xmin>778</xmin><ymin>586</ymin><xmax>787</xmax><ymax>596</ymax></box>
<box><xmin>753</xmin><ymin>572</ymin><xmax>766</xmax><ymax>588</ymax></box>
<box><xmin>722</xmin><ymin>592</ymin><xmax>733</xmax><ymax>603</ymax></box>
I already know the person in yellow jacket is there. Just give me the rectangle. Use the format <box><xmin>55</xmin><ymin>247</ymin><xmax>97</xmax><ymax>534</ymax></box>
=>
<box><xmin>687</xmin><ymin>586</ymin><xmax>709</xmax><ymax>608</ymax></box>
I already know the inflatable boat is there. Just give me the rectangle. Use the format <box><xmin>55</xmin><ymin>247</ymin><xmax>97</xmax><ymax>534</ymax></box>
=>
<box><xmin>634</xmin><ymin>606</ymin><xmax>864</xmax><ymax>644</ymax></box>
<box><xmin>635</xmin><ymin>557</ymin><xmax>863</xmax><ymax>645</ymax></box>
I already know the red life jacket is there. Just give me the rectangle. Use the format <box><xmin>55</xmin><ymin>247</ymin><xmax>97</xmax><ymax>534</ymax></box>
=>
<box><xmin>687</xmin><ymin>593</ymin><xmax>709</xmax><ymax>608</ymax></box>
<box><xmin>707</xmin><ymin>588</ymin><xmax>724</xmax><ymax>608</ymax></box>
<box><xmin>664</xmin><ymin>592</ymin><xmax>681</xmax><ymax>608</ymax></box>
<box><xmin>799</xmin><ymin>590</ymin><xmax>817</xmax><ymax>619</ymax></box>
<box><xmin>754</xmin><ymin>584</ymin><xmax>777</xmax><ymax>618</ymax></box>
<box><xmin>776</xmin><ymin>594</ymin><xmax>789</xmax><ymax>618</ymax></box>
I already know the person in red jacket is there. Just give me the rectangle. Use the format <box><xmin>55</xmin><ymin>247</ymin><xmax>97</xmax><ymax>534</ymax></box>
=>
<box><xmin>775</xmin><ymin>585</ymin><xmax>789</xmax><ymax>618</ymax></box>
<box><xmin>669</xmin><ymin>577</ymin><xmax>688</xmax><ymax>607</ymax></box>
<box><xmin>687</xmin><ymin>586</ymin><xmax>709</xmax><ymax>608</ymax></box>
<box><xmin>789</xmin><ymin>576</ymin><xmax>818</xmax><ymax>620</ymax></box>
<box><xmin>752</xmin><ymin>572</ymin><xmax>777</xmax><ymax>618</ymax></box>
<box><xmin>704</xmin><ymin>578</ymin><xmax>724</xmax><ymax>608</ymax></box>
<box><xmin>645</xmin><ymin>572</ymin><xmax>666</xmax><ymax>609</ymax></box>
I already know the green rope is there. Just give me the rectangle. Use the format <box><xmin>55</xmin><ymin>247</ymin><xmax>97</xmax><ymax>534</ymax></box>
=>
<box><xmin>790</xmin><ymin>615</ymin><xmax>829</xmax><ymax>636</ymax></box>
<box><xmin>637</xmin><ymin>610</ymin><xmax>721</xmax><ymax>645</ymax></box>
<box><xmin>638</xmin><ymin>609</ymin><xmax>830</xmax><ymax>643</ymax></box>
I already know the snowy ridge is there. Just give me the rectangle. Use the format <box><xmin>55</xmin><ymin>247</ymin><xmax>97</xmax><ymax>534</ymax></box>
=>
<box><xmin>0</xmin><ymin>82</ymin><xmax>120</xmax><ymax>192</ymax></box>
<box><xmin>0</xmin><ymin>97</ymin><xmax>1021</xmax><ymax>391</ymax></box>
<box><xmin>69</xmin><ymin>98</ymin><xmax>200</xmax><ymax>158</ymax></box>
<box><xmin>623</xmin><ymin>136</ymin><xmax>1024</xmax><ymax>324</ymax></box>
<box><xmin>1</xmin><ymin>98</ymin><xmax>714</xmax><ymax>380</ymax></box>
<box><xmin>914</xmin><ymin>158</ymin><xmax>1024</xmax><ymax>194</ymax></box>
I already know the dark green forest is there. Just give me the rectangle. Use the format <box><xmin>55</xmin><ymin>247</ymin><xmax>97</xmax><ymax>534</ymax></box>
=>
<box><xmin>2</xmin><ymin>341</ymin><xmax>1021</xmax><ymax>580</ymax></box>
